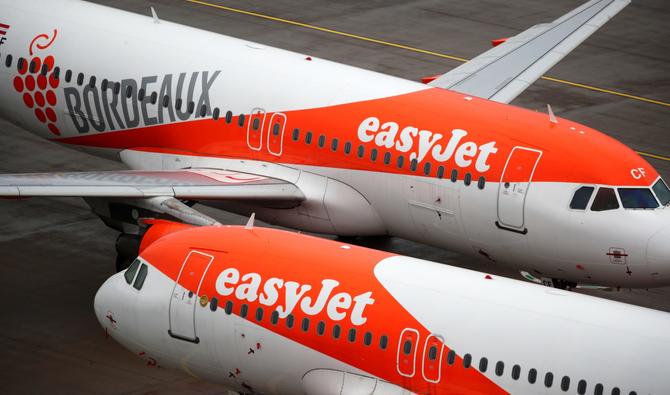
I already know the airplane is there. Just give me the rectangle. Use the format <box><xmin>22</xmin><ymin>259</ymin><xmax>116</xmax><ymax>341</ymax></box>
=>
<box><xmin>94</xmin><ymin>218</ymin><xmax>670</xmax><ymax>394</ymax></box>
<box><xmin>0</xmin><ymin>0</ymin><xmax>668</xmax><ymax>289</ymax></box>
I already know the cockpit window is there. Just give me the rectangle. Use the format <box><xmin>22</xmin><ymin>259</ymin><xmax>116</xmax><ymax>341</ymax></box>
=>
<box><xmin>133</xmin><ymin>264</ymin><xmax>148</xmax><ymax>290</ymax></box>
<box><xmin>617</xmin><ymin>188</ymin><xmax>659</xmax><ymax>209</ymax></box>
<box><xmin>591</xmin><ymin>187</ymin><xmax>619</xmax><ymax>211</ymax></box>
<box><xmin>652</xmin><ymin>179</ymin><xmax>670</xmax><ymax>206</ymax></box>
<box><xmin>124</xmin><ymin>259</ymin><xmax>140</xmax><ymax>284</ymax></box>
<box><xmin>569</xmin><ymin>186</ymin><xmax>594</xmax><ymax>210</ymax></box>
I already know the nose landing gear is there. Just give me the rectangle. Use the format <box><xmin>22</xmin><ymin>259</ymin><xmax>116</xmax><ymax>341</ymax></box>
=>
<box><xmin>520</xmin><ymin>271</ymin><xmax>577</xmax><ymax>290</ymax></box>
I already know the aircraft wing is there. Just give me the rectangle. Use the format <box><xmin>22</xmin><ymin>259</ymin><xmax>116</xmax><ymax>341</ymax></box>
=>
<box><xmin>428</xmin><ymin>0</ymin><xmax>630</xmax><ymax>103</ymax></box>
<box><xmin>0</xmin><ymin>169</ymin><xmax>304</xmax><ymax>201</ymax></box>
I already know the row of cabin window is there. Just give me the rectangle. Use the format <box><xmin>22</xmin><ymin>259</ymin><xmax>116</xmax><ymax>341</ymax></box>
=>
<box><xmin>208</xmin><ymin>297</ymin><xmax>389</xmax><ymax>349</ymax></box>
<box><xmin>291</xmin><ymin>128</ymin><xmax>486</xmax><ymax>188</ymax></box>
<box><xmin>570</xmin><ymin>182</ymin><xmax>670</xmax><ymax>211</ymax></box>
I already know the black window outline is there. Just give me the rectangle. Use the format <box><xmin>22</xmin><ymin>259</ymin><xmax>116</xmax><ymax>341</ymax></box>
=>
<box><xmin>495</xmin><ymin>361</ymin><xmax>504</xmax><ymax>376</ymax></box>
<box><xmin>270</xmin><ymin>310</ymin><xmax>279</xmax><ymax>325</ymax></box>
<box><xmin>40</xmin><ymin>63</ymin><xmax>49</xmax><ymax>76</ymax></box>
<box><xmin>224</xmin><ymin>300</ymin><xmax>233</xmax><ymax>315</ymax></box>
<box><xmin>410</xmin><ymin>159</ymin><xmax>418</xmax><ymax>172</ymax></box>
<box><xmin>570</xmin><ymin>186</ymin><xmax>596</xmax><ymax>210</ymax></box>
<box><xmin>561</xmin><ymin>375</ymin><xmax>570</xmax><ymax>391</ymax></box>
<box><xmin>77</xmin><ymin>72</ymin><xmax>84</xmax><ymax>86</ymax></box>
<box><xmin>427</xmin><ymin>345</ymin><xmax>438</xmax><ymax>360</ymax></box>
<box><xmin>478</xmin><ymin>357</ymin><xmax>488</xmax><ymax>372</ymax></box>
<box><xmin>125</xmin><ymin>84</ymin><xmax>133</xmax><ymax>98</ymax></box>
<box><xmin>255</xmin><ymin>307</ymin><xmax>264</xmax><ymax>322</ymax></box>
<box><xmin>292</xmin><ymin>128</ymin><xmax>300</xmax><ymax>141</ymax></box>
<box><xmin>363</xmin><ymin>331</ymin><xmax>372</xmax><ymax>346</ymax></box>
<box><xmin>252</xmin><ymin>117</ymin><xmax>261</xmax><ymax>131</ymax></box>
<box><xmin>65</xmin><ymin>69</ymin><xmax>72</xmax><ymax>83</ymax></box>
<box><xmin>317</xmin><ymin>321</ymin><xmax>326</xmax><ymax>335</ymax></box>
<box><xmin>402</xmin><ymin>339</ymin><xmax>412</xmax><ymax>355</ymax></box>
<box><xmin>89</xmin><ymin>75</ymin><xmax>96</xmax><ymax>88</ymax></box>
<box><xmin>53</xmin><ymin>67</ymin><xmax>61</xmax><ymax>80</ymax></box>
<box><xmin>511</xmin><ymin>364</ymin><xmax>521</xmax><ymax>380</ymax></box>
<box><xmin>138</xmin><ymin>88</ymin><xmax>146</xmax><ymax>102</ymax></box>
<box><xmin>124</xmin><ymin>259</ymin><xmax>140</xmax><ymax>284</ymax></box>
<box><xmin>29</xmin><ymin>58</ymin><xmax>37</xmax><ymax>73</ymax></box>
<box><xmin>225</xmin><ymin>110</ymin><xmax>233</xmax><ymax>124</ymax></box>
<box><xmin>652</xmin><ymin>178</ymin><xmax>670</xmax><ymax>206</ymax></box>
<box><xmin>305</xmin><ymin>131</ymin><xmax>313</xmax><ymax>145</ymax></box>
<box><xmin>611</xmin><ymin>388</ymin><xmax>620</xmax><ymax>395</ymax></box>
<box><xmin>528</xmin><ymin>368</ymin><xmax>537</xmax><ymax>384</ymax></box>
<box><xmin>186</xmin><ymin>101</ymin><xmax>194</xmax><ymax>114</ymax></box>
<box><xmin>286</xmin><ymin>314</ymin><xmax>294</xmax><ymax>329</ymax></box>
<box><xmin>379</xmin><ymin>335</ymin><xmax>388</xmax><ymax>349</ymax></box>
<box><xmin>212</xmin><ymin>107</ymin><xmax>220</xmax><ymax>120</ymax></box>
<box><xmin>397</xmin><ymin>155</ymin><xmax>405</xmax><ymax>169</ymax></box>
<box><xmin>133</xmin><ymin>264</ymin><xmax>148</xmax><ymax>290</ymax></box>
<box><xmin>238</xmin><ymin>113</ymin><xmax>245</xmax><ymax>127</ymax></box>
<box><xmin>383</xmin><ymin>152</ymin><xmax>391</xmax><ymax>165</ymax></box>
<box><xmin>330</xmin><ymin>138</ymin><xmax>339</xmax><ymax>152</ymax></box>
<box><xmin>462</xmin><ymin>353</ymin><xmax>472</xmax><ymax>368</ymax></box>
<box><xmin>423</xmin><ymin>162</ymin><xmax>432</xmax><ymax>176</ymax></box>
<box><xmin>450</xmin><ymin>169</ymin><xmax>458</xmax><ymax>182</ymax></box>
<box><xmin>577</xmin><ymin>379</ymin><xmax>587</xmax><ymax>395</ymax></box>
<box><xmin>464</xmin><ymin>173</ymin><xmax>472</xmax><ymax>186</ymax></box>
<box><xmin>348</xmin><ymin>328</ymin><xmax>357</xmax><ymax>343</ymax></box>
<box><xmin>370</xmin><ymin>148</ymin><xmax>378</xmax><ymax>162</ymax></box>
<box><xmin>477</xmin><ymin>176</ymin><xmax>486</xmax><ymax>190</ymax></box>
<box><xmin>317</xmin><ymin>134</ymin><xmax>326</xmax><ymax>148</ymax></box>
<box><xmin>437</xmin><ymin>166</ymin><xmax>445</xmax><ymax>179</ymax></box>
<box><xmin>150</xmin><ymin>91</ymin><xmax>157</xmax><ymax>104</ymax></box>
<box><xmin>332</xmin><ymin>324</ymin><xmax>341</xmax><ymax>339</ymax></box>
<box><xmin>357</xmin><ymin>145</ymin><xmax>365</xmax><ymax>158</ymax></box>
<box><xmin>17</xmin><ymin>57</ymin><xmax>25</xmax><ymax>72</ymax></box>
<box><xmin>240</xmin><ymin>304</ymin><xmax>248</xmax><ymax>318</ymax></box>
<box><xmin>5</xmin><ymin>54</ymin><xmax>13</xmax><ymax>68</ymax></box>
<box><xmin>594</xmin><ymin>383</ymin><xmax>604</xmax><ymax>395</ymax></box>
<box><xmin>209</xmin><ymin>297</ymin><xmax>218</xmax><ymax>312</ymax></box>
<box><xmin>199</xmin><ymin>104</ymin><xmax>207</xmax><ymax>117</ymax></box>
<box><xmin>344</xmin><ymin>142</ymin><xmax>352</xmax><ymax>155</ymax></box>
<box><xmin>175</xmin><ymin>98</ymin><xmax>183</xmax><ymax>110</ymax></box>
<box><xmin>544</xmin><ymin>372</ymin><xmax>554</xmax><ymax>388</ymax></box>
<box><xmin>301</xmin><ymin>317</ymin><xmax>310</xmax><ymax>332</ymax></box>
<box><xmin>446</xmin><ymin>349</ymin><xmax>456</xmax><ymax>365</ymax></box>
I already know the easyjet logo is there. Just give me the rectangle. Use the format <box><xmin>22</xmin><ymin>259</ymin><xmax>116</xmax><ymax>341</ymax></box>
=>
<box><xmin>358</xmin><ymin>116</ymin><xmax>498</xmax><ymax>172</ymax></box>
<box><xmin>215</xmin><ymin>267</ymin><xmax>374</xmax><ymax>326</ymax></box>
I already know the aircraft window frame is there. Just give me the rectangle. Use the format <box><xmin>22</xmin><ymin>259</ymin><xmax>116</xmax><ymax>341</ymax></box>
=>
<box><xmin>330</xmin><ymin>138</ymin><xmax>338</xmax><ymax>151</ymax></box>
<box><xmin>383</xmin><ymin>152</ymin><xmax>391</xmax><ymax>165</ymax></box>
<box><xmin>238</xmin><ymin>113</ymin><xmax>245</xmax><ymax>127</ymax></box>
<box><xmin>450</xmin><ymin>169</ymin><xmax>458</xmax><ymax>183</ymax></box>
<box><xmin>150</xmin><ymin>92</ymin><xmax>157</xmax><ymax>104</ymax></box>
<box><xmin>209</xmin><ymin>297</ymin><xmax>218</xmax><ymax>312</ymax></box>
<box><xmin>125</xmin><ymin>85</ymin><xmax>133</xmax><ymax>98</ymax></box>
<box><xmin>495</xmin><ymin>361</ymin><xmax>504</xmax><ymax>376</ymax></box>
<box><xmin>617</xmin><ymin>187</ymin><xmax>659</xmax><ymax>209</ymax></box>
<box><xmin>65</xmin><ymin>69</ymin><xmax>73</xmax><ymax>83</ymax></box>
<box><xmin>292</xmin><ymin>128</ymin><xmax>300</xmax><ymax>141</ymax></box>
<box><xmin>348</xmin><ymin>328</ymin><xmax>357</xmax><ymax>343</ymax></box>
<box><xmin>462</xmin><ymin>353</ymin><xmax>472</xmax><ymax>368</ymax></box>
<box><xmin>478</xmin><ymin>176</ymin><xmax>486</xmax><ymax>190</ymax></box>
<box><xmin>478</xmin><ymin>357</ymin><xmax>488</xmax><ymax>372</ymax></box>
<box><xmin>561</xmin><ymin>375</ymin><xmax>570</xmax><ymax>391</ymax></box>
<box><xmin>464</xmin><ymin>172</ymin><xmax>472</xmax><ymax>186</ymax></box>
<box><xmin>53</xmin><ymin>67</ymin><xmax>61</xmax><ymax>80</ymax></box>
<box><xmin>186</xmin><ymin>101</ymin><xmax>194</xmax><ymax>114</ymax></box>
<box><xmin>379</xmin><ymin>335</ymin><xmax>388</xmax><ymax>349</ymax></box>
<box><xmin>363</xmin><ymin>331</ymin><xmax>372</xmax><ymax>346</ymax></box>
<box><xmin>305</xmin><ymin>131</ymin><xmax>313</xmax><ymax>144</ymax></box>
<box><xmin>162</xmin><ymin>95</ymin><xmax>170</xmax><ymax>108</ymax></box>
<box><xmin>138</xmin><ymin>88</ymin><xmax>145</xmax><ymax>102</ymax></box>
<box><xmin>437</xmin><ymin>166</ymin><xmax>445</xmax><ymax>179</ymax></box>
<box><xmin>199</xmin><ymin>104</ymin><xmax>207</xmax><ymax>117</ymax></box>
<box><xmin>77</xmin><ymin>72</ymin><xmax>84</xmax><ymax>86</ymax></box>
<box><xmin>511</xmin><ymin>364</ymin><xmax>521</xmax><ymax>380</ymax></box>
<box><xmin>286</xmin><ymin>314</ymin><xmax>294</xmax><ymax>329</ymax></box>
<box><xmin>301</xmin><ymin>317</ymin><xmax>310</xmax><ymax>332</ymax></box>
<box><xmin>317</xmin><ymin>134</ymin><xmax>325</xmax><ymax>148</ymax></box>
<box><xmin>446</xmin><ymin>349</ymin><xmax>456</xmax><ymax>365</ymax></box>
<box><xmin>344</xmin><ymin>142</ymin><xmax>352</xmax><ymax>155</ymax></box>
<box><xmin>41</xmin><ymin>64</ymin><xmax>49</xmax><ymax>76</ymax></box>
<box><xmin>225</xmin><ymin>300</ymin><xmax>233</xmax><ymax>315</ymax></box>
<box><xmin>594</xmin><ymin>383</ymin><xmax>604</xmax><ymax>395</ymax></box>
<box><xmin>357</xmin><ymin>145</ymin><xmax>365</xmax><ymax>158</ymax></box>
<box><xmin>253</xmin><ymin>117</ymin><xmax>261</xmax><ymax>131</ymax></box>
<box><xmin>652</xmin><ymin>178</ymin><xmax>670</xmax><ymax>206</ymax></box>
<box><xmin>272</xmin><ymin>122</ymin><xmax>280</xmax><ymax>136</ymax></box>
<box><xmin>317</xmin><ymin>321</ymin><xmax>326</xmax><ymax>335</ymax></box>
<box><xmin>17</xmin><ymin>57</ymin><xmax>25</xmax><ymax>72</ymax></box>
<box><xmin>570</xmin><ymin>186</ymin><xmax>595</xmax><ymax>210</ymax></box>
<box><xmin>212</xmin><ymin>107</ymin><xmax>220</xmax><ymax>120</ymax></box>
<box><xmin>29</xmin><ymin>58</ymin><xmax>38</xmax><ymax>73</ymax></box>
<box><xmin>528</xmin><ymin>368</ymin><xmax>537</xmax><ymax>384</ymax></box>
<box><xmin>577</xmin><ymin>379</ymin><xmax>587</xmax><ymax>394</ymax></box>
<box><xmin>591</xmin><ymin>187</ymin><xmax>620</xmax><ymax>212</ymax></box>
<box><xmin>225</xmin><ymin>110</ymin><xmax>233</xmax><ymax>124</ymax></box>
<box><xmin>402</xmin><ymin>339</ymin><xmax>412</xmax><ymax>355</ymax></box>
<box><xmin>332</xmin><ymin>324</ymin><xmax>341</xmax><ymax>339</ymax></box>
<box><xmin>428</xmin><ymin>345</ymin><xmax>438</xmax><ymax>360</ymax></box>
<box><xmin>544</xmin><ymin>372</ymin><xmax>554</xmax><ymax>388</ymax></box>
<box><xmin>132</xmin><ymin>264</ymin><xmax>148</xmax><ymax>290</ymax></box>
<box><xmin>255</xmin><ymin>307</ymin><xmax>264</xmax><ymax>322</ymax></box>
<box><xmin>89</xmin><ymin>76</ymin><xmax>96</xmax><ymax>88</ymax></box>
<box><xmin>270</xmin><ymin>310</ymin><xmax>279</xmax><ymax>325</ymax></box>
<box><xmin>423</xmin><ymin>162</ymin><xmax>432</xmax><ymax>176</ymax></box>
<box><xmin>5</xmin><ymin>54</ymin><xmax>12</xmax><ymax>68</ymax></box>
<box><xmin>370</xmin><ymin>148</ymin><xmax>378</xmax><ymax>162</ymax></box>
<box><xmin>124</xmin><ymin>259</ymin><xmax>140</xmax><ymax>284</ymax></box>
<box><xmin>240</xmin><ymin>303</ymin><xmax>248</xmax><ymax>318</ymax></box>
<box><xmin>410</xmin><ymin>159</ymin><xmax>418</xmax><ymax>172</ymax></box>
<box><xmin>611</xmin><ymin>388</ymin><xmax>620</xmax><ymax>395</ymax></box>
<box><xmin>397</xmin><ymin>155</ymin><xmax>404</xmax><ymax>169</ymax></box>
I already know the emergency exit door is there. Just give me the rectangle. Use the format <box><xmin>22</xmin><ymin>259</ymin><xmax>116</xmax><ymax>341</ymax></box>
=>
<box><xmin>168</xmin><ymin>250</ymin><xmax>213</xmax><ymax>343</ymax></box>
<box><xmin>497</xmin><ymin>147</ymin><xmax>542</xmax><ymax>232</ymax></box>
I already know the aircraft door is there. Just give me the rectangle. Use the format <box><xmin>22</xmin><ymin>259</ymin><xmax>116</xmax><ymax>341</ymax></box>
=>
<box><xmin>267</xmin><ymin>112</ymin><xmax>287</xmax><ymax>156</ymax></box>
<box><xmin>168</xmin><ymin>250</ymin><xmax>214</xmax><ymax>343</ymax></box>
<box><xmin>421</xmin><ymin>334</ymin><xmax>444</xmax><ymax>383</ymax></box>
<box><xmin>497</xmin><ymin>147</ymin><xmax>542</xmax><ymax>232</ymax></box>
<box><xmin>397</xmin><ymin>328</ymin><xmax>420</xmax><ymax>378</ymax></box>
<box><xmin>246</xmin><ymin>108</ymin><xmax>266</xmax><ymax>152</ymax></box>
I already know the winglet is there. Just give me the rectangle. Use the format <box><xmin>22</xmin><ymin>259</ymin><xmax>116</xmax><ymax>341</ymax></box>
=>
<box><xmin>547</xmin><ymin>104</ymin><xmax>558</xmax><ymax>124</ymax></box>
<box><xmin>245</xmin><ymin>212</ymin><xmax>256</xmax><ymax>230</ymax></box>
<box><xmin>151</xmin><ymin>7</ymin><xmax>160</xmax><ymax>24</ymax></box>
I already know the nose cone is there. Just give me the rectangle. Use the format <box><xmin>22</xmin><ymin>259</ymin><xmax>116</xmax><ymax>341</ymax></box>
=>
<box><xmin>648</xmin><ymin>225</ymin><xmax>670</xmax><ymax>282</ymax></box>
<box><xmin>94</xmin><ymin>274</ymin><xmax>121</xmax><ymax>331</ymax></box>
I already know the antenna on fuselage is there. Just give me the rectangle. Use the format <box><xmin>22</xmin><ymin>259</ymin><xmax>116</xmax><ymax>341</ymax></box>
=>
<box><xmin>150</xmin><ymin>7</ymin><xmax>160</xmax><ymax>24</ymax></box>
<box><xmin>245</xmin><ymin>212</ymin><xmax>256</xmax><ymax>230</ymax></box>
<box><xmin>547</xmin><ymin>104</ymin><xmax>558</xmax><ymax>124</ymax></box>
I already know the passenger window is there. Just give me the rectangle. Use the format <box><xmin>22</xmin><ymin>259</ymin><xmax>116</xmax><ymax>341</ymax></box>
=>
<box><xmin>447</xmin><ymin>350</ymin><xmax>455</xmax><ymax>365</ymax></box>
<box><xmin>113</xmin><ymin>82</ymin><xmax>121</xmax><ymax>95</ymax></box>
<box><xmin>29</xmin><ymin>59</ymin><xmax>37</xmax><ymax>73</ymax></box>
<box><xmin>252</xmin><ymin>118</ymin><xmax>261</xmax><ymax>131</ymax></box>
<box><xmin>363</xmin><ymin>331</ymin><xmax>372</xmax><ymax>346</ymax></box>
<box><xmin>611</xmin><ymin>387</ymin><xmax>620</xmax><ymax>395</ymax></box>
<box><xmin>561</xmin><ymin>376</ymin><xmax>570</xmax><ymax>391</ymax></box>
<box><xmin>5</xmin><ymin>54</ymin><xmax>12</xmax><ymax>67</ymax></box>
<box><xmin>238</xmin><ymin>114</ymin><xmax>245</xmax><ymax>127</ymax></box>
<box><xmin>187</xmin><ymin>101</ymin><xmax>195</xmax><ymax>114</ymax></box>
<box><xmin>330</xmin><ymin>138</ymin><xmax>338</xmax><ymax>151</ymax></box>
<box><xmin>544</xmin><ymin>372</ymin><xmax>554</xmax><ymax>388</ymax></box>
<box><xmin>124</xmin><ymin>259</ymin><xmax>140</xmax><ymax>284</ymax></box>
<box><xmin>379</xmin><ymin>335</ymin><xmax>388</xmax><ymax>349</ymax></box>
<box><xmin>402</xmin><ymin>339</ymin><xmax>412</xmax><ymax>354</ymax></box>
<box><xmin>437</xmin><ymin>166</ymin><xmax>445</xmax><ymax>179</ymax></box>
<box><xmin>463</xmin><ymin>353</ymin><xmax>472</xmax><ymax>368</ymax></box>
<box><xmin>89</xmin><ymin>76</ymin><xmax>96</xmax><ymax>88</ymax></box>
<box><xmin>270</xmin><ymin>310</ymin><xmax>279</xmax><ymax>325</ymax></box>
<box><xmin>150</xmin><ymin>92</ymin><xmax>157</xmax><ymax>104</ymax></box>
<box><xmin>357</xmin><ymin>145</ymin><xmax>365</xmax><ymax>158</ymax></box>
<box><xmin>397</xmin><ymin>155</ymin><xmax>404</xmax><ymax>168</ymax></box>
<box><xmin>175</xmin><ymin>98</ymin><xmax>183</xmax><ymax>110</ymax></box>
<box><xmin>317</xmin><ymin>321</ymin><xmax>325</xmax><ymax>335</ymax></box>
<box><xmin>528</xmin><ymin>368</ymin><xmax>537</xmax><ymax>384</ymax></box>
<box><xmin>464</xmin><ymin>173</ymin><xmax>472</xmax><ymax>186</ymax></box>
<box><xmin>212</xmin><ymin>108</ymin><xmax>220</xmax><ymax>120</ymax></box>
<box><xmin>618</xmin><ymin>188</ymin><xmax>659</xmax><ymax>209</ymax></box>
<box><xmin>53</xmin><ymin>67</ymin><xmax>61</xmax><ymax>79</ymax></box>
<box><xmin>126</xmin><ymin>85</ymin><xmax>133</xmax><ymax>98</ymax></box>
<box><xmin>332</xmin><ymin>324</ymin><xmax>341</xmax><ymax>339</ymax></box>
<box><xmin>65</xmin><ymin>69</ymin><xmax>72</xmax><ymax>83</ymax></box>
<box><xmin>317</xmin><ymin>134</ymin><xmax>325</xmax><ymax>148</ymax></box>
<box><xmin>225</xmin><ymin>111</ymin><xmax>233</xmax><ymax>124</ymax></box>
<box><xmin>255</xmin><ymin>307</ymin><xmax>264</xmax><ymax>321</ymax></box>
<box><xmin>511</xmin><ymin>364</ymin><xmax>520</xmax><ymax>380</ymax></box>
<box><xmin>286</xmin><ymin>314</ymin><xmax>294</xmax><ymax>329</ymax></box>
<box><xmin>272</xmin><ymin>122</ymin><xmax>280</xmax><ymax>136</ymax></box>
<box><xmin>450</xmin><ymin>169</ymin><xmax>458</xmax><ymax>182</ymax></box>
<box><xmin>301</xmin><ymin>317</ymin><xmax>310</xmax><ymax>332</ymax></box>
<box><xmin>479</xmin><ymin>357</ymin><xmax>488</xmax><ymax>372</ymax></box>
<box><xmin>478</xmin><ymin>176</ymin><xmax>486</xmax><ymax>190</ymax></box>
<box><xmin>495</xmin><ymin>361</ymin><xmax>504</xmax><ymax>376</ymax></box>
<box><xmin>133</xmin><ymin>264</ymin><xmax>148</xmax><ymax>290</ymax></box>
<box><xmin>594</xmin><ymin>383</ymin><xmax>604</xmax><ymax>395</ymax></box>
<box><xmin>652</xmin><ymin>179</ymin><xmax>670</xmax><ymax>205</ymax></box>
<box><xmin>423</xmin><ymin>162</ymin><xmax>432</xmax><ymax>176</ymax></box>
<box><xmin>428</xmin><ymin>346</ymin><xmax>438</xmax><ymax>360</ymax></box>
<box><xmin>225</xmin><ymin>300</ymin><xmax>233</xmax><ymax>314</ymax></box>
<box><xmin>292</xmin><ymin>128</ymin><xmax>300</xmax><ymax>141</ymax></box>
<box><xmin>370</xmin><ymin>148</ymin><xmax>378</xmax><ymax>162</ymax></box>
<box><xmin>199</xmin><ymin>105</ymin><xmax>207</xmax><ymax>117</ymax></box>
<box><xmin>410</xmin><ymin>159</ymin><xmax>418</xmax><ymax>172</ymax></box>
<box><xmin>305</xmin><ymin>131</ymin><xmax>313</xmax><ymax>144</ymax></box>
<box><xmin>383</xmin><ymin>152</ymin><xmax>391</xmax><ymax>165</ymax></box>
<box><xmin>348</xmin><ymin>328</ymin><xmax>357</xmax><ymax>342</ymax></box>
<box><xmin>209</xmin><ymin>297</ymin><xmax>218</xmax><ymax>312</ymax></box>
<box><xmin>162</xmin><ymin>95</ymin><xmax>170</xmax><ymax>108</ymax></box>
<box><xmin>577</xmin><ymin>379</ymin><xmax>587</xmax><ymax>394</ymax></box>
<box><xmin>16</xmin><ymin>57</ymin><xmax>26</xmax><ymax>72</ymax></box>
<box><xmin>240</xmin><ymin>304</ymin><xmax>248</xmax><ymax>318</ymax></box>
<box><xmin>41</xmin><ymin>64</ymin><xmax>49</xmax><ymax>76</ymax></box>
<box><xmin>344</xmin><ymin>142</ymin><xmax>352</xmax><ymax>155</ymax></box>
<box><xmin>591</xmin><ymin>188</ymin><xmax>619</xmax><ymax>211</ymax></box>
<box><xmin>138</xmin><ymin>88</ymin><xmax>146</xmax><ymax>101</ymax></box>
<box><xmin>570</xmin><ymin>186</ymin><xmax>595</xmax><ymax>209</ymax></box>
<box><xmin>77</xmin><ymin>73</ymin><xmax>84</xmax><ymax>86</ymax></box>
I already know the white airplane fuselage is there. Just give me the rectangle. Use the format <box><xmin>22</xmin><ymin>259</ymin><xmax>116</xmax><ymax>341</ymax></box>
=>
<box><xmin>0</xmin><ymin>0</ymin><xmax>669</xmax><ymax>288</ymax></box>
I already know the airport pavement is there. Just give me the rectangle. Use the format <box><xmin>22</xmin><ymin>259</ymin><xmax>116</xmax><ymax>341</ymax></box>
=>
<box><xmin>1</xmin><ymin>1</ymin><xmax>669</xmax><ymax>393</ymax></box>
